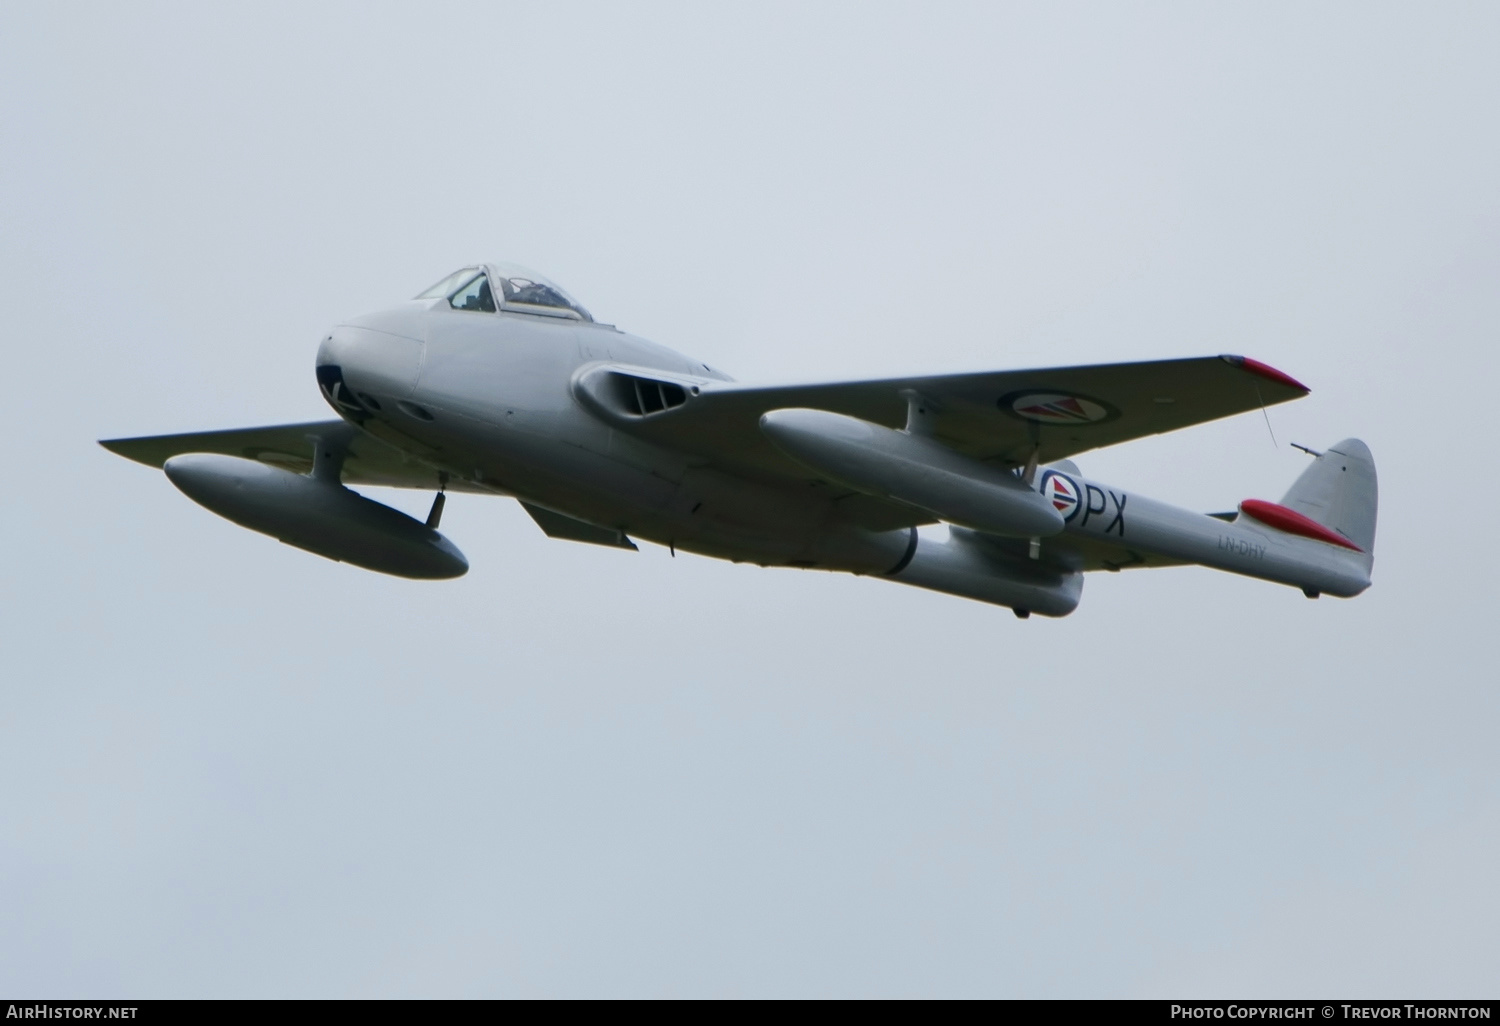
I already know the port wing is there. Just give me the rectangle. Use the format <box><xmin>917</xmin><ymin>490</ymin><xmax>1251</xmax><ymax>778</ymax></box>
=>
<box><xmin>99</xmin><ymin>420</ymin><xmax>487</xmax><ymax>493</ymax></box>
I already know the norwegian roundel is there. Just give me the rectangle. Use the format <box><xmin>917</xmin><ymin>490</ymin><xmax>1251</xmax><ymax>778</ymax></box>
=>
<box><xmin>1008</xmin><ymin>392</ymin><xmax>1112</xmax><ymax>425</ymax></box>
<box><xmin>1040</xmin><ymin>471</ymin><xmax>1082</xmax><ymax>521</ymax></box>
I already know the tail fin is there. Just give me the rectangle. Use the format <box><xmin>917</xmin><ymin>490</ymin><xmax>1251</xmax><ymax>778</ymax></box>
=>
<box><xmin>1279</xmin><ymin>439</ymin><xmax>1378</xmax><ymax>557</ymax></box>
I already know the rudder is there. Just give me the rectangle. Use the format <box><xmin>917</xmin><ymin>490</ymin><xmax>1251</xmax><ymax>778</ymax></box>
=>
<box><xmin>1279</xmin><ymin>439</ymin><xmax>1378</xmax><ymax>555</ymax></box>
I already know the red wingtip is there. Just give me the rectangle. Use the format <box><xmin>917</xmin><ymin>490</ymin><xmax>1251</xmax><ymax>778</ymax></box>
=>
<box><xmin>1221</xmin><ymin>355</ymin><xmax>1310</xmax><ymax>393</ymax></box>
<box><xmin>1239</xmin><ymin>499</ymin><xmax>1363</xmax><ymax>551</ymax></box>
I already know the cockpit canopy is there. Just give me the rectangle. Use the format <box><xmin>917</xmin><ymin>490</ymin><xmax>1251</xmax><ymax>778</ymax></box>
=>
<box><xmin>416</xmin><ymin>263</ymin><xmax>593</xmax><ymax>322</ymax></box>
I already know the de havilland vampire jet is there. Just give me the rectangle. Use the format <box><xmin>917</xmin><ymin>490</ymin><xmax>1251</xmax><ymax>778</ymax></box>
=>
<box><xmin>102</xmin><ymin>263</ymin><xmax>1377</xmax><ymax>618</ymax></box>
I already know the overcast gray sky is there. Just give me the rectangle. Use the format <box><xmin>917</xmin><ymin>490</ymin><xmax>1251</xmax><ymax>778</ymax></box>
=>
<box><xmin>2</xmin><ymin>1</ymin><xmax>1497</xmax><ymax>998</ymax></box>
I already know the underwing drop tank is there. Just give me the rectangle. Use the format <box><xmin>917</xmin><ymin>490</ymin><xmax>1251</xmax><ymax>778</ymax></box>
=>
<box><xmin>163</xmin><ymin>453</ymin><xmax>467</xmax><ymax>579</ymax></box>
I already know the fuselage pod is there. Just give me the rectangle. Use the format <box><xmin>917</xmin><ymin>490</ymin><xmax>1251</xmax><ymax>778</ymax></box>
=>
<box><xmin>163</xmin><ymin>454</ymin><xmax>467</xmax><ymax>579</ymax></box>
<box><xmin>759</xmin><ymin>408</ymin><xmax>1064</xmax><ymax>539</ymax></box>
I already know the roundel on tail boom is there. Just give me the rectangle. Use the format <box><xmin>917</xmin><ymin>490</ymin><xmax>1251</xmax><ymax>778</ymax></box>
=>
<box><xmin>1037</xmin><ymin>470</ymin><xmax>1083</xmax><ymax>522</ymax></box>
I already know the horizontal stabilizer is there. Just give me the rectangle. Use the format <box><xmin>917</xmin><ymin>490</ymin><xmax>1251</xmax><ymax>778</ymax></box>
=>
<box><xmin>1239</xmin><ymin>499</ymin><xmax>1364</xmax><ymax>551</ymax></box>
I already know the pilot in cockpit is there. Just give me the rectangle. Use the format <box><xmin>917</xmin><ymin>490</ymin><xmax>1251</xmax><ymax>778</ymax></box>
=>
<box><xmin>417</xmin><ymin>264</ymin><xmax>593</xmax><ymax>321</ymax></box>
<box><xmin>451</xmin><ymin>274</ymin><xmax>495</xmax><ymax>312</ymax></box>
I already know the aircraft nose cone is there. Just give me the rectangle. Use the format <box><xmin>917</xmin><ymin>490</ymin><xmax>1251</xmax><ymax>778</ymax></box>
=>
<box><xmin>316</xmin><ymin>330</ymin><xmax>353</xmax><ymax>370</ymax></box>
<box><xmin>317</xmin><ymin>321</ymin><xmax>425</xmax><ymax>411</ymax></box>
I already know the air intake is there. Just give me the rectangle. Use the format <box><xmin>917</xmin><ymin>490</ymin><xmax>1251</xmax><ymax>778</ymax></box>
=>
<box><xmin>571</xmin><ymin>365</ymin><xmax>705</xmax><ymax>425</ymax></box>
<box><xmin>624</xmin><ymin>376</ymin><xmax>688</xmax><ymax>415</ymax></box>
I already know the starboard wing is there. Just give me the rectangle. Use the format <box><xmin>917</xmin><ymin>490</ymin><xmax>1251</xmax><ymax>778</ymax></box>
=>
<box><xmin>607</xmin><ymin>354</ymin><xmax>1306</xmax><ymax>477</ymax></box>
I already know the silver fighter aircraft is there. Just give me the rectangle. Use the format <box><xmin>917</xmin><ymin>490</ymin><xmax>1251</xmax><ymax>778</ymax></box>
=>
<box><xmin>103</xmin><ymin>263</ymin><xmax>1377</xmax><ymax>617</ymax></box>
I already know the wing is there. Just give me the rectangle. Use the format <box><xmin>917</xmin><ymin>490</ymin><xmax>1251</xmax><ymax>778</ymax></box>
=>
<box><xmin>589</xmin><ymin>354</ymin><xmax>1308</xmax><ymax>531</ymax></box>
<box><xmin>604</xmin><ymin>353</ymin><xmax>1306</xmax><ymax>474</ymax></box>
<box><xmin>99</xmin><ymin>420</ymin><xmax>488</xmax><ymax>493</ymax></box>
